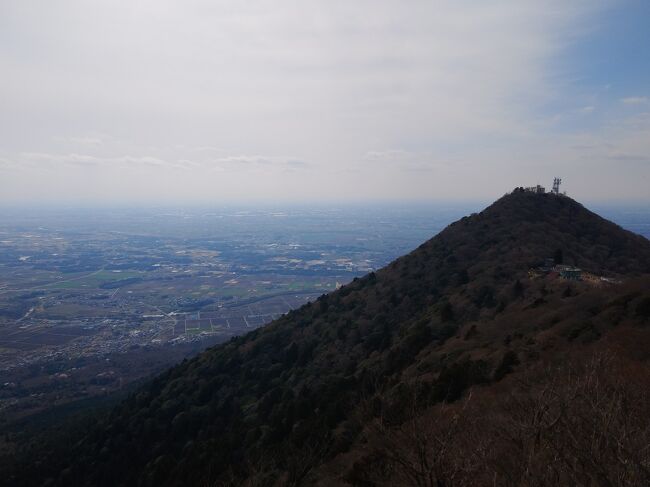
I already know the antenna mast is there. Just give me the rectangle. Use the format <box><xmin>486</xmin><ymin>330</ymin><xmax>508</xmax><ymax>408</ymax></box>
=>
<box><xmin>552</xmin><ymin>177</ymin><xmax>561</xmax><ymax>195</ymax></box>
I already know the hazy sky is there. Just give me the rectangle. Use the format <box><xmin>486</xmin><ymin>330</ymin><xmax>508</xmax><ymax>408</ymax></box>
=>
<box><xmin>1</xmin><ymin>0</ymin><xmax>649</xmax><ymax>204</ymax></box>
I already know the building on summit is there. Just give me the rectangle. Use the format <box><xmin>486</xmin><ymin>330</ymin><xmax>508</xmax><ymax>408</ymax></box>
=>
<box><xmin>514</xmin><ymin>177</ymin><xmax>565</xmax><ymax>196</ymax></box>
<box><xmin>524</xmin><ymin>185</ymin><xmax>546</xmax><ymax>194</ymax></box>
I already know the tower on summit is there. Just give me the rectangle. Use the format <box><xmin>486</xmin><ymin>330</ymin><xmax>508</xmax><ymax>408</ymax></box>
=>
<box><xmin>552</xmin><ymin>177</ymin><xmax>561</xmax><ymax>195</ymax></box>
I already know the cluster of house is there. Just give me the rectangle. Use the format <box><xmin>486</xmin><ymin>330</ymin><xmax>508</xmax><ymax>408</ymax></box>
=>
<box><xmin>513</xmin><ymin>177</ymin><xmax>564</xmax><ymax>196</ymax></box>
<box><xmin>524</xmin><ymin>185</ymin><xmax>546</xmax><ymax>194</ymax></box>
<box><xmin>529</xmin><ymin>258</ymin><xmax>582</xmax><ymax>280</ymax></box>
<box><xmin>528</xmin><ymin>258</ymin><xmax>620</xmax><ymax>285</ymax></box>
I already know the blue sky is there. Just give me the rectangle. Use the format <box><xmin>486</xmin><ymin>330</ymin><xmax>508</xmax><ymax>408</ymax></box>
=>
<box><xmin>563</xmin><ymin>0</ymin><xmax>650</xmax><ymax>97</ymax></box>
<box><xmin>538</xmin><ymin>0</ymin><xmax>649</xmax><ymax>135</ymax></box>
<box><xmin>0</xmin><ymin>1</ymin><xmax>648</xmax><ymax>204</ymax></box>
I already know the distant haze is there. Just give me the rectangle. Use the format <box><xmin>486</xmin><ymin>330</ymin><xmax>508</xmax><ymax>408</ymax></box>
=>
<box><xmin>1</xmin><ymin>1</ymin><xmax>649</xmax><ymax>204</ymax></box>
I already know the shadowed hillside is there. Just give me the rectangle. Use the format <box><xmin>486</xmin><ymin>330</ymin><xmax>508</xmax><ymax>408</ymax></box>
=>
<box><xmin>6</xmin><ymin>191</ymin><xmax>650</xmax><ymax>486</ymax></box>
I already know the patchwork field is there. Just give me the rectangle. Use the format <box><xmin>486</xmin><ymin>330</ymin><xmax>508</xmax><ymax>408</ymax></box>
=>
<box><xmin>174</xmin><ymin>292</ymin><xmax>321</xmax><ymax>336</ymax></box>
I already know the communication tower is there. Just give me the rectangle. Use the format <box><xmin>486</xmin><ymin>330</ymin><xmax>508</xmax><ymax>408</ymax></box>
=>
<box><xmin>552</xmin><ymin>177</ymin><xmax>561</xmax><ymax>195</ymax></box>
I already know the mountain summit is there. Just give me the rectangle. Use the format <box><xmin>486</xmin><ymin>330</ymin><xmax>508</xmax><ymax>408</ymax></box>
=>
<box><xmin>11</xmin><ymin>191</ymin><xmax>650</xmax><ymax>486</ymax></box>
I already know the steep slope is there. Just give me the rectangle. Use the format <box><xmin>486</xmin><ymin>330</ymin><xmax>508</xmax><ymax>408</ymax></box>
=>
<box><xmin>10</xmin><ymin>191</ymin><xmax>650</xmax><ymax>486</ymax></box>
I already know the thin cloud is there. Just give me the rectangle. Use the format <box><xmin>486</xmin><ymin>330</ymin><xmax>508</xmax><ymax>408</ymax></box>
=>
<box><xmin>1</xmin><ymin>1</ymin><xmax>648</xmax><ymax>202</ymax></box>
<box><xmin>362</xmin><ymin>150</ymin><xmax>451</xmax><ymax>172</ymax></box>
<box><xmin>621</xmin><ymin>97</ymin><xmax>649</xmax><ymax>105</ymax></box>
<box><xmin>605</xmin><ymin>153</ymin><xmax>649</xmax><ymax>165</ymax></box>
<box><xmin>212</xmin><ymin>155</ymin><xmax>310</xmax><ymax>169</ymax></box>
<box><xmin>17</xmin><ymin>152</ymin><xmax>189</xmax><ymax>170</ymax></box>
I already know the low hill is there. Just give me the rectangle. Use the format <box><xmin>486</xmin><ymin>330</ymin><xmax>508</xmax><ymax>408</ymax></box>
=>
<box><xmin>8</xmin><ymin>191</ymin><xmax>650</xmax><ymax>486</ymax></box>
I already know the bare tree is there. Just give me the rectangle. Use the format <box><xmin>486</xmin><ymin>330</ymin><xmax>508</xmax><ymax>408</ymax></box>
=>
<box><xmin>353</xmin><ymin>353</ymin><xmax>650</xmax><ymax>487</ymax></box>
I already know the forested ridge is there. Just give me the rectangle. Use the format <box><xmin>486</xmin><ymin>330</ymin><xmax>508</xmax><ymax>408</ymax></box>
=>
<box><xmin>6</xmin><ymin>191</ymin><xmax>650</xmax><ymax>486</ymax></box>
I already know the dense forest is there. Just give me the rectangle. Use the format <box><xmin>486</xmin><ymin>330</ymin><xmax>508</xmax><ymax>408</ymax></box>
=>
<box><xmin>5</xmin><ymin>191</ymin><xmax>650</xmax><ymax>486</ymax></box>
